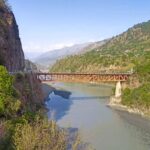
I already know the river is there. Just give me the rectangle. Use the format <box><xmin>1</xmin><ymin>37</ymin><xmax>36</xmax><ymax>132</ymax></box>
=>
<box><xmin>46</xmin><ymin>82</ymin><xmax>150</xmax><ymax>150</ymax></box>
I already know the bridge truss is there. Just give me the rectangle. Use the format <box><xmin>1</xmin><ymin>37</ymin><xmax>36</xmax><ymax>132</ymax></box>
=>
<box><xmin>36</xmin><ymin>73</ymin><xmax>131</xmax><ymax>82</ymax></box>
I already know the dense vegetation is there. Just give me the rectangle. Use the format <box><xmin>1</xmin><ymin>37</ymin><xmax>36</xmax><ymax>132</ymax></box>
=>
<box><xmin>0</xmin><ymin>66</ymin><xmax>20</xmax><ymax>119</ymax></box>
<box><xmin>0</xmin><ymin>66</ymin><xmax>90</xmax><ymax>149</ymax></box>
<box><xmin>0</xmin><ymin>66</ymin><xmax>59</xmax><ymax>149</ymax></box>
<box><xmin>51</xmin><ymin>20</ymin><xmax>150</xmax><ymax>113</ymax></box>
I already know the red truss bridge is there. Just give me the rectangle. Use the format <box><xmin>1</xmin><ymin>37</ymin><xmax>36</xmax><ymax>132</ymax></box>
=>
<box><xmin>36</xmin><ymin>72</ymin><xmax>132</xmax><ymax>82</ymax></box>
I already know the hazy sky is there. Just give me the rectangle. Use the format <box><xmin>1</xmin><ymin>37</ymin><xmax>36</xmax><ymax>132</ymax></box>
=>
<box><xmin>9</xmin><ymin>0</ymin><xmax>150</xmax><ymax>56</ymax></box>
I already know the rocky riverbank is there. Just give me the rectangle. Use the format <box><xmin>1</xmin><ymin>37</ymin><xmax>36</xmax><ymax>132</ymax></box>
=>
<box><xmin>41</xmin><ymin>82</ymin><xmax>55</xmax><ymax>99</ymax></box>
<box><xmin>108</xmin><ymin>96</ymin><xmax>150</xmax><ymax>119</ymax></box>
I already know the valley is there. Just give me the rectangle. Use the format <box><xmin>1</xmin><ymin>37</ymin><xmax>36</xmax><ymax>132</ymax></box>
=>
<box><xmin>0</xmin><ymin>0</ymin><xmax>150</xmax><ymax>149</ymax></box>
<box><xmin>50</xmin><ymin>20</ymin><xmax>150</xmax><ymax>117</ymax></box>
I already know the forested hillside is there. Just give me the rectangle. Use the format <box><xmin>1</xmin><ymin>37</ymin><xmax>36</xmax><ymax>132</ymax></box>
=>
<box><xmin>51</xmin><ymin>20</ymin><xmax>150</xmax><ymax>114</ymax></box>
<box><xmin>51</xmin><ymin>20</ymin><xmax>150</xmax><ymax>73</ymax></box>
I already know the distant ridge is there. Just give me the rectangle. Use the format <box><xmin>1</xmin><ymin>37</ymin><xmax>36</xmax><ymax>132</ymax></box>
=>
<box><xmin>34</xmin><ymin>40</ymin><xmax>108</xmax><ymax>69</ymax></box>
<box><xmin>34</xmin><ymin>43</ymin><xmax>91</xmax><ymax>68</ymax></box>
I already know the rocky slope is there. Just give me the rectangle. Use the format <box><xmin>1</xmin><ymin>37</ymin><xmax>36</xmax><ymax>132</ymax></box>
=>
<box><xmin>14</xmin><ymin>72</ymin><xmax>44</xmax><ymax>112</ymax></box>
<box><xmin>0</xmin><ymin>1</ymin><xmax>24</xmax><ymax>72</ymax></box>
<box><xmin>25</xmin><ymin>59</ymin><xmax>38</xmax><ymax>72</ymax></box>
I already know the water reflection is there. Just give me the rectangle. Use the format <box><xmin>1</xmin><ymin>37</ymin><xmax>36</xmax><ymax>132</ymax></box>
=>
<box><xmin>46</xmin><ymin>90</ymin><xmax>73</xmax><ymax>121</ymax></box>
<box><xmin>70</xmin><ymin>96</ymin><xmax>109</xmax><ymax>100</ymax></box>
<box><xmin>53</xmin><ymin>89</ymin><xmax>72</xmax><ymax>99</ymax></box>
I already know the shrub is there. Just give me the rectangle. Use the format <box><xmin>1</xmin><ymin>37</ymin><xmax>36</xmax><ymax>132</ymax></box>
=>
<box><xmin>122</xmin><ymin>83</ymin><xmax>150</xmax><ymax>109</ymax></box>
<box><xmin>0</xmin><ymin>66</ymin><xmax>13</xmax><ymax>113</ymax></box>
<box><xmin>15</xmin><ymin>72</ymin><xmax>24</xmax><ymax>82</ymax></box>
<box><xmin>0</xmin><ymin>66</ymin><xmax>21</xmax><ymax>118</ymax></box>
<box><xmin>12</xmin><ymin>120</ymin><xmax>67</xmax><ymax>150</ymax></box>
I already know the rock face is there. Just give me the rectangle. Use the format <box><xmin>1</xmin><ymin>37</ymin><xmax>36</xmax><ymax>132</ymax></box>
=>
<box><xmin>25</xmin><ymin>59</ymin><xmax>38</xmax><ymax>72</ymax></box>
<box><xmin>14</xmin><ymin>73</ymin><xmax>44</xmax><ymax>111</ymax></box>
<box><xmin>0</xmin><ymin>1</ymin><xmax>44</xmax><ymax>114</ymax></box>
<box><xmin>0</xmin><ymin>2</ymin><xmax>24</xmax><ymax>71</ymax></box>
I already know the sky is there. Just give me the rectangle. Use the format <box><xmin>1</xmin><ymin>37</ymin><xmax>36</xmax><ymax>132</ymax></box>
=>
<box><xmin>9</xmin><ymin>0</ymin><xmax>150</xmax><ymax>58</ymax></box>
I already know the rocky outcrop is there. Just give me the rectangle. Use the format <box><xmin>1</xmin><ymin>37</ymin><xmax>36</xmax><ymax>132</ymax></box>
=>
<box><xmin>25</xmin><ymin>59</ymin><xmax>38</xmax><ymax>72</ymax></box>
<box><xmin>0</xmin><ymin>2</ymin><xmax>24</xmax><ymax>71</ymax></box>
<box><xmin>14</xmin><ymin>73</ymin><xmax>44</xmax><ymax>112</ymax></box>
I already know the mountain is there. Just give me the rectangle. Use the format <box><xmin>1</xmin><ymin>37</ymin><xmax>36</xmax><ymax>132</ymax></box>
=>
<box><xmin>79</xmin><ymin>39</ymin><xmax>109</xmax><ymax>54</ymax></box>
<box><xmin>34</xmin><ymin>43</ymin><xmax>92</xmax><ymax>68</ymax></box>
<box><xmin>34</xmin><ymin>43</ymin><xmax>91</xmax><ymax>68</ymax></box>
<box><xmin>0</xmin><ymin>1</ymin><xmax>24</xmax><ymax>71</ymax></box>
<box><xmin>50</xmin><ymin>20</ymin><xmax>150</xmax><ymax>74</ymax></box>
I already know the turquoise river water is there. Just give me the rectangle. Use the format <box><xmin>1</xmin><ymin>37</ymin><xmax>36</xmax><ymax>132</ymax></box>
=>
<box><xmin>46</xmin><ymin>82</ymin><xmax>150</xmax><ymax>150</ymax></box>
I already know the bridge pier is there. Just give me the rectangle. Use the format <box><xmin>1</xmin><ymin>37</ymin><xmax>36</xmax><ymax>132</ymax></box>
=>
<box><xmin>115</xmin><ymin>81</ymin><xmax>122</xmax><ymax>98</ymax></box>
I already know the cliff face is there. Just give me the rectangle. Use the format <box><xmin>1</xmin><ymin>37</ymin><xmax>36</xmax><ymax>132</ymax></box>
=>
<box><xmin>0</xmin><ymin>2</ymin><xmax>24</xmax><ymax>71</ymax></box>
<box><xmin>25</xmin><ymin>59</ymin><xmax>38</xmax><ymax>72</ymax></box>
<box><xmin>0</xmin><ymin>2</ymin><xmax>44</xmax><ymax>111</ymax></box>
<box><xmin>14</xmin><ymin>73</ymin><xmax>44</xmax><ymax>112</ymax></box>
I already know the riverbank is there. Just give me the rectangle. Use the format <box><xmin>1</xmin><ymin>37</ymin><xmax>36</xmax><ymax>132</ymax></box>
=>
<box><xmin>41</xmin><ymin>82</ymin><xmax>55</xmax><ymax>99</ymax></box>
<box><xmin>108</xmin><ymin>96</ymin><xmax>150</xmax><ymax>119</ymax></box>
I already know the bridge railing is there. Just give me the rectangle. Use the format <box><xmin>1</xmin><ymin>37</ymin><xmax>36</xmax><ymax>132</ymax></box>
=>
<box><xmin>36</xmin><ymin>72</ymin><xmax>133</xmax><ymax>75</ymax></box>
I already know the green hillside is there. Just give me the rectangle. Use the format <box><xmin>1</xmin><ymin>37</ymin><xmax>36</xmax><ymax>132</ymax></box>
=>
<box><xmin>50</xmin><ymin>20</ymin><xmax>150</xmax><ymax>113</ymax></box>
<box><xmin>51</xmin><ymin>20</ymin><xmax>150</xmax><ymax>74</ymax></box>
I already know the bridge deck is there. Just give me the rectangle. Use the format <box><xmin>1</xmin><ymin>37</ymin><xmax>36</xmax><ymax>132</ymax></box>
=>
<box><xmin>37</xmin><ymin>72</ymin><xmax>132</xmax><ymax>82</ymax></box>
<box><xmin>36</xmin><ymin>72</ymin><xmax>132</xmax><ymax>75</ymax></box>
